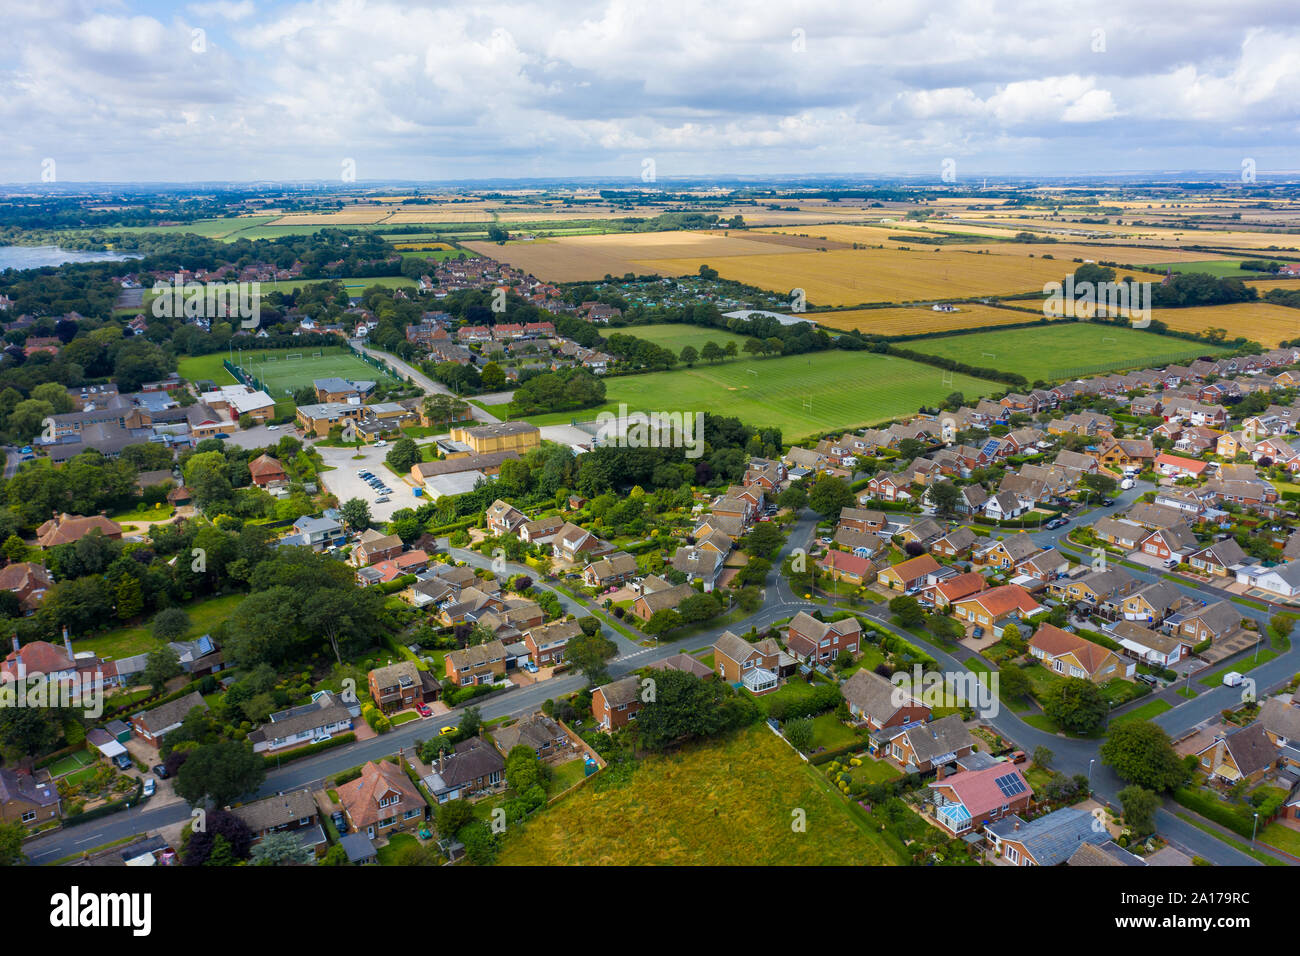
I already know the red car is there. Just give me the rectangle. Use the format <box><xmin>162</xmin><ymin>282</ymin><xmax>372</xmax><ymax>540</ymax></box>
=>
<box><xmin>1010</xmin><ymin>750</ymin><xmax>1028</xmax><ymax>764</ymax></box>
<box><xmin>416</xmin><ymin>704</ymin><xmax>432</xmax><ymax>718</ymax></box>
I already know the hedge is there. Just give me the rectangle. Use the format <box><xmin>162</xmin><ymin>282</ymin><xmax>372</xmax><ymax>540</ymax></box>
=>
<box><xmin>103</xmin><ymin>678</ymin><xmax>205</xmax><ymax>720</ymax></box>
<box><xmin>262</xmin><ymin>732</ymin><xmax>356</xmax><ymax>768</ymax></box>
<box><xmin>1172</xmin><ymin>786</ymin><xmax>1257</xmax><ymax>838</ymax></box>
<box><xmin>444</xmin><ymin>682</ymin><xmax>500</xmax><ymax>708</ymax></box>
<box><xmin>766</xmin><ymin>683</ymin><xmax>842</xmax><ymax>721</ymax></box>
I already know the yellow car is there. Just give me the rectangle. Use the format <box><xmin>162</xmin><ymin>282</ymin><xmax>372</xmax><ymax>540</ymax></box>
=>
<box><xmin>439</xmin><ymin>725</ymin><xmax>455</xmax><ymax>736</ymax></box>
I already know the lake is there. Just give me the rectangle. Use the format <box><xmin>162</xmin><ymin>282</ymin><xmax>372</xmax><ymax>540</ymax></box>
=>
<box><xmin>0</xmin><ymin>245</ymin><xmax>142</xmax><ymax>271</ymax></box>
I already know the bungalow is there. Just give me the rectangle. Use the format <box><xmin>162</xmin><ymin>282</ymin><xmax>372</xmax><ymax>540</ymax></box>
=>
<box><xmin>631</xmin><ymin>582</ymin><xmax>695</xmax><ymax>621</ymax></box>
<box><xmin>928</xmin><ymin>763</ymin><xmax>1033</xmax><ymax>836</ymax></box>
<box><xmin>931</xmin><ymin>526</ymin><xmax>978</xmax><ymax>558</ymax></box>
<box><xmin>834</xmin><ymin>526</ymin><xmax>887</xmax><ymax>558</ymax></box>
<box><xmin>977</xmin><ymin>533</ymin><xmax>1043</xmax><ymax>571</ymax></box>
<box><xmin>842</xmin><ymin>668</ymin><xmax>931</xmax><ymax>730</ymax></box>
<box><xmin>129</xmin><ymin>691</ymin><xmax>208</xmax><ymax>744</ymax></box>
<box><xmin>592</xmin><ymin>675</ymin><xmax>643</xmax><ymax>730</ymax></box>
<box><xmin>895</xmin><ymin>517</ymin><xmax>944</xmax><ymax>549</ymax></box>
<box><xmin>877</xmin><ymin>554</ymin><xmax>941</xmax><ymax>592</ymax></box>
<box><xmin>986</xmin><ymin>808</ymin><xmax>1109</xmax><ymax>866</ymax></box>
<box><xmin>1108</xmin><ymin>620</ymin><xmax>1193</xmax><ymax>667</ymax></box>
<box><xmin>1029</xmin><ymin>623</ymin><xmax>1132</xmax><ymax>682</ymax></box>
<box><xmin>1187</xmin><ymin>538</ymin><xmax>1248</xmax><ymax>577</ymax></box>
<box><xmin>247</xmin><ymin>692</ymin><xmax>355</xmax><ymax>754</ymax></box>
<box><xmin>1092</xmin><ymin>517</ymin><xmax>1144</xmax><ymax>551</ymax></box>
<box><xmin>1047</xmin><ymin>567</ymin><xmax>1138</xmax><ymax>612</ymax></box>
<box><xmin>232</xmin><ymin>790</ymin><xmax>327</xmax><ymax>858</ymax></box>
<box><xmin>492</xmin><ymin>714</ymin><xmax>570</xmax><ymax>760</ymax></box>
<box><xmin>952</xmin><ymin>585</ymin><xmax>1043</xmax><ymax>637</ymax></box>
<box><xmin>873</xmin><ymin>714</ymin><xmax>976</xmax><ymax>773</ymax></box>
<box><xmin>1166</xmin><ymin>600</ymin><xmax>1245</xmax><ymax>646</ymax></box>
<box><xmin>340</xmin><ymin>760</ymin><xmax>426</xmax><ymax>840</ymax></box>
<box><xmin>1154</xmin><ymin>453</ymin><xmax>1210</xmax><ymax>480</ymax></box>
<box><xmin>423</xmin><ymin>737</ymin><xmax>506</xmax><ymax>803</ymax></box>
<box><xmin>583</xmin><ymin>552</ymin><xmax>639</xmax><ymax>588</ymax></box>
<box><xmin>1193</xmin><ymin>724</ymin><xmax>1276</xmax><ymax>785</ymax></box>
<box><xmin>817</xmin><ymin>550</ymin><xmax>875</xmax><ymax>586</ymax></box>
<box><xmin>786</xmin><ymin>611</ymin><xmax>861</xmax><ymax>665</ymax></box>
<box><xmin>1234</xmin><ymin>561</ymin><xmax>1300</xmax><ymax>600</ymax></box>
<box><xmin>247</xmin><ymin>453</ymin><xmax>287</xmax><ymax>488</ymax></box>
<box><xmin>1121</xmin><ymin>581</ymin><xmax>1184</xmax><ymax>624</ymax></box>
<box><xmin>35</xmin><ymin>513</ymin><xmax>124</xmax><ymax>548</ymax></box>
<box><xmin>669</xmin><ymin>547</ymin><xmax>725</xmax><ymax>591</ymax></box>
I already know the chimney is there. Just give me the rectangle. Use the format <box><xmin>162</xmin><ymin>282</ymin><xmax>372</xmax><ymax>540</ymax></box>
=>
<box><xmin>1013</xmin><ymin>819</ymin><xmax>1021</xmax><ymax>831</ymax></box>
<box><xmin>936</xmin><ymin>764</ymin><xmax>947</xmax><ymax>781</ymax></box>
<box><xmin>63</xmin><ymin>626</ymin><xmax>74</xmax><ymax>660</ymax></box>
<box><xmin>438</xmin><ymin>750</ymin><xmax>445</xmax><ymax>775</ymax></box>
<box><xmin>10</xmin><ymin>634</ymin><xmax>18</xmax><ymax>653</ymax></box>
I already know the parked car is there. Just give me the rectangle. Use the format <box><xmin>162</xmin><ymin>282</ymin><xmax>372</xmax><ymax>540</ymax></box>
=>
<box><xmin>1135</xmin><ymin>673</ymin><xmax>1158</xmax><ymax>686</ymax></box>
<box><xmin>1222</xmin><ymin>671</ymin><xmax>1244</xmax><ymax>688</ymax></box>
<box><xmin>1119</xmin><ymin>478</ymin><xmax>1135</xmax><ymax>490</ymax></box>
<box><xmin>1009</xmin><ymin>750</ymin><xmax>1028</xmax><ymax>764</ymax></box>
<box><xmin>1162</xmin><ymin>557</ymin><xmax>1180</xmax><ymax>569</ymax></box>
<box><xmin>1100</xmin><ymin>497</ymin><xmax>1115</xmax><ymax>507</ymax></box>
<box><xmin>416</xmin><ymin>704</ymin><xmax>432</xmax><ymax>718</ymax></box>
<box><xmin>113</xmin><ymin>752</ymin><xmax>133</xmax><ymax>770</ymax></box>
<box><xmin>142</xmin><ymin>778</ymin><xmax>156</xmax><ymax>797</ymax></box>
<box><xmin>375</xmin><ymin>440</ymin><xmax>387</xmax><ymax>447</ymax></box>
<box><xmin>152</xmin><ymin>763</ymin><xmax>169</xmax><ymax>779</ymax></box>
<box><xmin>971</xmin><ymin>626</ymin><xmax>985</xmax><ymax>639</ymax></box>
<box><xmin>331</xmin><ymin>810</ymin><xmax>348</xmax><ymax>833</ymax></box>
<box><xmin>375</xmin><ymin>496</ymin><xmax>390</xmax><ymax>504</ymax></box>
<box><xmin>267</xmin><ymin>425</ymin><xmax>280</xmax><ymax>431</ymax></box>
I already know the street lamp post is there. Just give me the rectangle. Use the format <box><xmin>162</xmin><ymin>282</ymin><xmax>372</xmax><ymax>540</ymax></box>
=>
<box><xmin>1087</xmin><ymin>758</ymin><xmax>1096</xmax><ymax>791</ymax></box>
<box><xmin>1252</xmin><ymin>812</ymin><xmax>1260</xmax><ymax>844</ymax></box>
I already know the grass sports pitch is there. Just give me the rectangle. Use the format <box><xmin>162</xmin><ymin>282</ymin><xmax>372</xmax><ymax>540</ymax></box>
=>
<box><xmin>906</xmin><ymin>323</ymin><xmax>1231</xmax><ymax>382</ymax></box>
<box><xmin>504</xmin><ymin>350</ymin><xmax>995</xmax><ymax>439</ymax></box>
<box><xmin>180</xmin><ymin>347</ymin><xmax>394</xmax><ymax>399</ymax></box>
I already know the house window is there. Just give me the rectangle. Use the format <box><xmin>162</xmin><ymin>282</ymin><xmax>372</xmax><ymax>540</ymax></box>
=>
<box><xmin>21</xmin><ymin>810</ymin><xmax>36</xmax><ymax>823</ymax></box>
<box><xmin>1005</xmin><ymin>845</ymin><xmax>1020</xmax><ymax>864</ymax></box>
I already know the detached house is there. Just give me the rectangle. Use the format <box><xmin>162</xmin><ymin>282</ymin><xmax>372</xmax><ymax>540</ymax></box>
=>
<box><xmin>842</xmin><ymin>669</ymin><xmax>930</xmax><ymax>731</ymax></box>
<box><xmin>1192</xmin><ymin>724</ymin><xmax>1276</xmax><ymax>785</ymax></box>
<box><xmin>340</xmin><ymin>760</ymin><xmax>426</xmax><ymax>840</ymax></box>
<box><xmin>928</xmin><ymin>763</ymin><xmax>1033</xmax><ymax>836</ymax></box>
<box><xmin>785</xmin><ymin>611</ymin><xmax>862</xmax><ymax>665</ymax></box>
<box><xmin>712</xmin><ymin>631</ymin><xmax>786</xmax><ymax>695</ymax></box>
<box><xmin>877</xmin><ymin>554</ymin><xmax>941</xmax><ymax>592</ymax></box>
<box><xmin>952</xmin><ymin>585</ymin><xmax>1043</xmax><ymax>637</ymax></box>
<box><xmin>1029</xmin><ymin>624</ymin><xmax>1132</xmax><ymax>682</ymax></box>
<box><xmin>873</xmin><ymin>714</ymin><xmax>976</xmax><ymax>773</ymax></box>
<box><xmin>445</xmin><ymin>640</ymin><xmax>507</xmax><ymax>686</ymax></box>
<box><xmin>592</xmin><ymin>675</ymin><xmax>643</xmax><ymax>730</ymax></box>
<box><xmin>423</xmin><ymin>737</ymin><xmax>506</xmax><ymax>803</ymax></box>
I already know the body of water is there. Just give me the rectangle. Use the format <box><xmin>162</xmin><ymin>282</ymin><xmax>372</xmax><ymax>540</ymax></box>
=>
<box><xmin>0</xmin><ymin>245</ymin><xmax>142</xmax><ymax>271</ymax></box>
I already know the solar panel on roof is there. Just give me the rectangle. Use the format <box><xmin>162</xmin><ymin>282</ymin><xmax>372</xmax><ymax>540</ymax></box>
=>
<box><xmin>981</xmin><ymin>439</ymin><xmax>1002</xmax><ymax>457</ymax></box>
<box><xmin>994</xmin><ymin>773</ymin><xmax>1027</xmax><ymax>797</ymax></box>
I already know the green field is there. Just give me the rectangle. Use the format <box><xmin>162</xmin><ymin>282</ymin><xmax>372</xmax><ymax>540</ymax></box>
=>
<box><xmin>178</xmin><ymin>346</ymin><xmax>394</xmax><ymax>399</ymax></box>
<box><xmin>1148</xmin><ymin>260</ymin><xmax>1271</xmax><ymax>278</ymax></box>
<box><xmin>74</xmin><ymin>593</ymin><xmax>247</xmax><ymax>658</ymax></box>
<box><xmin>495</xmin><ymin>725</ymin><xmax>901</xmax><ymax>865</ymax></box>
<box><xmin>909</xmin><ymin>323</ymin><xmax>1230</xmax><ymax>382</ymax></box>
<box><xmin>616</xmin><ymin>323</ymin><xmax>753</xmax><ymax>353</ymax></box>
<box><xmin>507</xmin><ymin>350</ymin><xmax>995</xmax><ymax>439</ymax></box>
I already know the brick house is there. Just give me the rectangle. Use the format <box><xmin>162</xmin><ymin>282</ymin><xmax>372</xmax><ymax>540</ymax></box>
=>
<box><xmin>592</xmin><ymin>675</ymin><xmax>643</xmax><ymax>730</ymax></box>
<box><xmin>786</xmin><ymin>611</ymin><xmax>861</xmax><ymax>665</ymax></box>
<box><xmin>368</xmin><ymin>660</ymin><xmax>440</xmax><ymax>714</ymax></box>
<box><xmin>0</xmin><ymin>768</ymin><xmax>60</xmax><ymax>831</ymax></box>
<box><xmin>445</xmin><ymin>640</ymin><xmax>507</xmax><ymax>686</ymax></box>
<box><xmin>712</xmin><ymin>631</ymin><xmax>784</xmax><ymax>694</ymax></box>
<box><xmin>339</xmin><ymin>760</ymin><xmax>426</xmax><ymax>840</ymax></box>
<box><xmin>842</xmin><ymin>669</ymin><xmax>930</xmax><ymax>730</ymax></box>
<box><xmin>523</xmin><ymin>620</ymin><xmax>582</xmax><ymax>667</ymax></box>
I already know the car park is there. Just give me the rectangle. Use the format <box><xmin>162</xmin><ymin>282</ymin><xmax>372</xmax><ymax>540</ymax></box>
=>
<box><xmin>267</xmin><ymin>425</ymin><xmax>280</xmax><ymax>431</ymax></box>
<box><xmin>375</xmin><ymin>496</ymin><xmax>390</xmax><ymax>503</ymax></box>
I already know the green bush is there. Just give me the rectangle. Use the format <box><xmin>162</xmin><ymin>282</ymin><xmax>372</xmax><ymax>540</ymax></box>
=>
<box><xmin>1172</xmin><ymin>786</ymin><xmax>1257</xmax><ymax>838</ymax></box>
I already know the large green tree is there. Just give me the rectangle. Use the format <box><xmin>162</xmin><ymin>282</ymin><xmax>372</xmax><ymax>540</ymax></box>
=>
<box><xmin>1100</xmin><ymin>719</ymin><xmax>1190</xmax><ymax>792</ymax></box>
<box><xmin>1042</xmin><ymin>677</ymin><xmax>1108</xmax><ymax>735</ymax></box>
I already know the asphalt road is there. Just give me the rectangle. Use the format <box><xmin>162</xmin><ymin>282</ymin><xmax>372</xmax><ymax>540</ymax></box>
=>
<box><xmin>25</xmin><ymin>503</ymin><xmax>1295</xmax><ymax>866</ymax></box>
<box><xmin>349</xmin><ymin>339</ymin><xmax>499</xmax><ymax>423</ymax></box>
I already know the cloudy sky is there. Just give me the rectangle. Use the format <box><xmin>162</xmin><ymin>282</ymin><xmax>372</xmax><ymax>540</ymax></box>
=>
<box><xmin>3</xmin><ymin>0</ymin><xmax>1299</xmax><ymax>183</ymax></box>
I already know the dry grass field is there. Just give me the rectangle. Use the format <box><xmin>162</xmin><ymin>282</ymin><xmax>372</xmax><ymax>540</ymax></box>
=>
<box><xmin>633</xmin><ymin>246</ymin><xmax>1148</xmax><ymax>307</ymax></box>
<box><xmin>1242</xmin><ymin>278</ymin><xmax>1300</xmax><ymax>295</ymax></box>
<box><xmin>494</xmin><ymin>725</ymin><xmax>900</xmax><ymax>866</ymax></box>
<box><xmin>1147</xmin><ymin>302</ymin><xmax>1300</xmax><ymax>347</ymax></box>
<box><xmin>809</xmin><ymin>304</ymin><xmax>1043</xmax><ymax>334</ymax></box>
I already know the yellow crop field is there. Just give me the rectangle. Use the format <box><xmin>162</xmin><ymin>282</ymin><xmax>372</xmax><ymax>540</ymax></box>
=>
<box><xmin>1241</xmin><ymin>279</ymin><xmax>1300</xmax><ymax>295</ymax></box>
<box><xmin>1149</xmin><ymin>303</ymin><xmax>1300</xmax><ymax>347</ymax></box>
<box><xmin>759</xmin><ymin>223</ymin><xmax>1014</xmax><ymax>244</ymax></box>
<box><xmin>631</xmin><ymin>246</ymin><xmax>1148</xmax><ymax>307</ymax></box>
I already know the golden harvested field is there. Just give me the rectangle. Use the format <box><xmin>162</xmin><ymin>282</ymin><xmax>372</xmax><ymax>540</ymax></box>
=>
<box><xmin>759</xmin><ymin>223</ymin><xmax>1014</xmax><ymax>244</ymax></box>
<box><xmin>465</xmin><ymin>230</ymin><xmax>811</xmax><ymax>281</ymax></box>
<box><xmin>1242</xmin><ymin>278</ymin><xmax>1300</xmax><ymax>295</ymax></box>
<box><xmin>631</xmin><ymin>246</ymin><xmax>1149</xmax><ymax>307</ymax></box>
<box><xmin>809</xmin><ymin>304</ymin><xmax>1046</xmax><ymax>335</ymax></box>
<box><xmin>1149</xmin><ymin>303</ymin><xmax>1300</xmax><ymax>347</ymax></box>
<box><xmin>942</xmin><ymin>215</ymin><xmax>1300</xmax><ymax>251</ymax></box>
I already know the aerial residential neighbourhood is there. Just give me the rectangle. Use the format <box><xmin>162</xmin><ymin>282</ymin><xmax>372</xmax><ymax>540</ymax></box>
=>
<box><xmin>0</xmin><ymin>3</ymin><xmax>1297</xmax><ymax>938</ymax></box>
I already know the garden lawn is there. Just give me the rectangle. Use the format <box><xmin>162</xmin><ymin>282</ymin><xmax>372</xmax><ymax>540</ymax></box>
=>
<box><xmin>808</xmin><ymin>713</ymin><xmax>860</xmax><ymax>751</ymax></box>
<box><xmin>494</xmin><ymin>724</ymin><xmax>902</xmax><ymax>865</ymax></box>
<box><xmin>848</xmin><ymin>757</ymin><xmax>904</xmax><ymax>786</ymax></box>
<box><xmin>545</xmin><ymin>758</ymin><xmax>588</xmax><ymax>797</ymax></box>
<box><xmin>74</xmin><ymin>593</ymin><xmax>246</xmax><ymax>657</ymax></box>
<box><xmin>376</xmin><ymin>832</ymin><xmax>421</xmax><ymax>866</ymax></box>
<box><xmin>1258</xmin><ymin>823</ymin><xmax>1300</xmax><ymax>858</ymax></box>
<box><xmin>1198</xmin><ymin>649</ymin><xmax>1279</xmax><ymax>687</ymax></box>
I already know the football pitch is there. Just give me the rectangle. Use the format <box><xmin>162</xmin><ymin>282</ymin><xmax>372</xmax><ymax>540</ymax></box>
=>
<box><xmin>180</xmin><ymin>347</ymin><xmax>394</xmax><ymax>399</ymax></box>
<box><xmin>508</xmin><ymin>351</ymin><xmax>995</xmax><ymax>439</ymax></box>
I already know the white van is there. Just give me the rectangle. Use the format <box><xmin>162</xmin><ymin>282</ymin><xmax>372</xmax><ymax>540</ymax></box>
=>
<box><xmin>1222</xmin><ymin>671</ymin><xmax>1243</xmax><ymax>688</ymax></box>
<box><xmin>1119</xmin><ymin>477</ymin><xmax>1135</xmax><ymax>490</ymax></box>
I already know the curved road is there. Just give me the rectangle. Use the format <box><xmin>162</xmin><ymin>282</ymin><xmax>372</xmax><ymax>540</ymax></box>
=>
<box><xmin>349</xmin><ymin>339</ymin><xmax>500</xmax><ymax>424</ymax></box>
